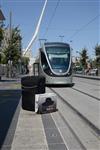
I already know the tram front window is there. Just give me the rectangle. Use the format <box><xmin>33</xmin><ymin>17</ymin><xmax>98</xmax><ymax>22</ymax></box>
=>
<box><xmin>46</xmin><ymin>46</ymin><xmax>70</xmax><ymax>73</ymax></box>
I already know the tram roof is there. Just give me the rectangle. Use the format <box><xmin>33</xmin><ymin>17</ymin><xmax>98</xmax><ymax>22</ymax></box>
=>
<box><xmin>43</xmin><ymin>42</ymin><xmax>70</xmax><ymax>47</ymax></box>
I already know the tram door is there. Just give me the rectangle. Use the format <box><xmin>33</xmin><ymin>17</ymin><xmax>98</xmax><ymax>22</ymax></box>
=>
<box><xmin>33</xmin><ymin>63</ymin><xmax>39</xmax><ymax>76</ymax></box>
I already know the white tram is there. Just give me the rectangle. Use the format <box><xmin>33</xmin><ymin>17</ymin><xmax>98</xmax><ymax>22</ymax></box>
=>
<box><xmin>33</xmin><ymin>42</ymin><xmax>74</xmax><ymax>86</ymax></box>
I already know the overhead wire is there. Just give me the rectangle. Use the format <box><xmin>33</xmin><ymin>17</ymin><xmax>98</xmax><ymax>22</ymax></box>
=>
<box><xmin>43</xmin><ymin>0</ymin><xmax>60</xmax><ymax>38</ymax></box>
<box><xmin>42</xmin><ymin>0</ymin><xmax>99</xmax><ymax>43</ymax></box>
<box><xmin>68</xmin><ymin>14</ymin><xmax>100</xmax><ymax>41</ymax></box>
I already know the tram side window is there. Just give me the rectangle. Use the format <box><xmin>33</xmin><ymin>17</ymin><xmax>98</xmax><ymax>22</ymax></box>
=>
<box><xmin>41</xmin><ymin>52</ymin><xmax>49</xmax><ymax>72</ymax></box>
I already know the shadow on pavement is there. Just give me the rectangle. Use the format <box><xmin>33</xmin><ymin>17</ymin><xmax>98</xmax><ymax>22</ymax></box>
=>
<box><xmin>0</xmin><ymin>89</ymin><xmax>21</xmax><ymax>149</ymax></box>
<box><xmin>46</xmin><ymin>83</ymin><xmax>75</xmax><ymax>88</ymax></box>
<box><xmin>0</xmin><ymin>79</ymin><xmax>19</xmax><ymax>82</ymax></box>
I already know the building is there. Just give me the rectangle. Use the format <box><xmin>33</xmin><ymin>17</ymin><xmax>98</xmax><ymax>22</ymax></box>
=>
<box><xmin>0</xmin><ymin>9</ymin><xmax>5</xmax><ymax>24</ymax></box>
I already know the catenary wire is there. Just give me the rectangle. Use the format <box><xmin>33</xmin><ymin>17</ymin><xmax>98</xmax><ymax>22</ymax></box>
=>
<box><xmin>68</xmin><ymin>14</ymin><xmax>100</xmax><ymax>40</ymax></box>
<box><xmin>43</xmin><ymin>0</ymin><xmax>60</xmax><ymax>38</ymax></box>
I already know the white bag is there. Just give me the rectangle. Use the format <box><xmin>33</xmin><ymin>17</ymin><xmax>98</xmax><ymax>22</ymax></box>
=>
<box><xmin>35</xmin><ymin>93</ymin><xmax>57</xmax><ymax>113</ymax></box>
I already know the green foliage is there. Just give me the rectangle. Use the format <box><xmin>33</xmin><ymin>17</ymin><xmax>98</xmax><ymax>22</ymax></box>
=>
<box><xmin>95</xmin><ymin>44</ymin><xmax>100</xmax><ymax>56</ymax></box>
<box><xmin>21</xmin><ymin>57</ymin><xmax>30</xmax><ymax>67</ymax></box>
<box><xmin>11</xmin><ymin>27</ymin><xmax>22</xmax><ymax>49</ymax></box>
<box><xmin>3</xmin><ymin>26</ymin><xmax>22</xmax><ymax>65</ymax></box>
<box><xmin>0</xmin><ymin>27</ymin><xmax>4</xmax><ymax>44</ymax></box>
<box><xmin>94</xmin><ymin>44</ymin><xmax>100</xmax><ymax>67</ymax></box>
<box><xmin>21</xmin><ymin>56</ymin><xmax>30</xmax><ymax>66</ymax></box>
<box><xmin>4</xmin><ymin>42</ymin><xmax>20</xmax><ymax>64</ymax></box>
<box><xmin>80</xmin><ymin>48</ymin><xmax>88</xmax><ymax>69</ymax></box>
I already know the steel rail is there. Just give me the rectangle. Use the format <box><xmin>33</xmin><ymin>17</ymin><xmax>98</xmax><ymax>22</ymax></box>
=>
<box><xmin>72</xmin><ymin>87</ymin><xmax>100</xmax><ymax>101</ymax></box>
<box><xmin>50</xmin><ymin>88</ymin><xmax>100</xmax><ymax>136</ymax></box>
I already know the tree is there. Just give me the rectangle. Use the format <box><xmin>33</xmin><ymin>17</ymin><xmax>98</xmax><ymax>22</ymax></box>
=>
<box><xmin>21</xmin><ymin>57</ymin><xmax>29</xmax><ymax>66</ymax></box>
<box><xmin>0</xmin><ymin>27</ymin><xmax>4</xmax><ymax>44</ymax></box>
<box><xmin>3</xmin><ymin>26</ymin><xmax>22</xmax><ymax>65</ymax></box>
<box><xmin>80</xmin><ymin>48</ymin><xmax>88</xmax><ymax>69</ymax></box>
<box><xmin>95</xmin><ymin>44</ymin><xmax>100</xmax><ymax>56</ymax></box>
<box><xmin>94</xmin><ymin>44</ymin><xmax>100</xmax><ymax>75</ymax></box>
<box><xmin>94</xmin><ymin>44</ymin><xmax>100</xmax><ymax>67</ymax></box>
<box><xmin>2</xmin><ymin>26</ymin><xmax>22</xmax><ymax>77</ymax></box>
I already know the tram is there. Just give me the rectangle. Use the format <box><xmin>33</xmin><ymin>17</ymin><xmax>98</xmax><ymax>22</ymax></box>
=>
<box><xmin>33</xmin><ymin>42</ymin><xmax>74</xmax><ymax>86</ymax></box>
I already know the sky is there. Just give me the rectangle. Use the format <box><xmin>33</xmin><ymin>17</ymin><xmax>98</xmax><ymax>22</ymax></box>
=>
<box><xmin>1</xmin><ymin>0</ymin><xmax>100</xmax><ymax>58</ymax></box>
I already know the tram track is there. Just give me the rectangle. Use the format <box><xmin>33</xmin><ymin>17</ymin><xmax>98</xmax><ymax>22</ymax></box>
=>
<box><xmin>73</xmin><ymin>77</ymin><xmax>100</xmax><ymax>87</ymax></box>
<box><xmin>49</xmin><ymin>87</ymin><xmax>100</xmax><ymax>149</ymax></box>
<box><xmin>72</xmin><ymin>87</ymin><xmax>100</xmax><ymax>101</ymax></box>
<box><xmin>54</xmin><ymin>111</ymin><xmax>86</xmax><ymax>150</ymax></box>
<box><xmin>50</xmin><ymin>88</ymin><xmax>100</xmax><ymax>137</ymax></box>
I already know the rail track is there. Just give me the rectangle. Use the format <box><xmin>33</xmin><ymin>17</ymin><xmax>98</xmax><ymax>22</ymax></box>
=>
<box><xmin>47</xmin><ymin>80</ymin><xmax>100</xmax><ymax>150</ymax></box>
<box><xmin>51</xmin><ymin>110</ymin><xmax>87</xmax><ymax>150</ymax></box>
<box><xmin>50</xmin><ymin>87</ymin><xmax>100</xmax><ymax>135</ymax></box>
<box><xmin>72</xmin><ymin>87</ymin><xmax>100</xmax><ymax>101</ymax></box>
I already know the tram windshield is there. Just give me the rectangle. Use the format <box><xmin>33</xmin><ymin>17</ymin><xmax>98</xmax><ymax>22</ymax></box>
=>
<box><xmin>46</xmin><ymin>46</ymin><xmax>70</xmax><ymax>73</ymax></box>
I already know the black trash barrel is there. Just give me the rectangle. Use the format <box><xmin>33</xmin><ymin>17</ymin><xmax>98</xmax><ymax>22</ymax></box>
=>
<box><xmin>21</xmin><ymin>75</ymin><xmax>45</xmax><ymax>111</ymax></box>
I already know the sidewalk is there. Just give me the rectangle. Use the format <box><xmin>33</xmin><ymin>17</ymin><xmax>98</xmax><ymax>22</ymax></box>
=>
<box><xmin>11</xmin><ymin>109</ymin><xmax>49</xmax><ymax>150</ymax></box>
<box><xmin>0</xmin><ymin>77</ymin><xmax>68</xmax><ymax>150</ymax></box>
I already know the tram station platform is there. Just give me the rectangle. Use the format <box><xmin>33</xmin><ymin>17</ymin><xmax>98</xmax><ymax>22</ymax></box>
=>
<box><xmin>11</xmin><ymin>108</ymin><xmax>49</xmax><ymax>150</ymax></box>
<box><xmin>11</xmin><ymin>105</ymin><xmax>67</xmax><ymax>150</ymax></box>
